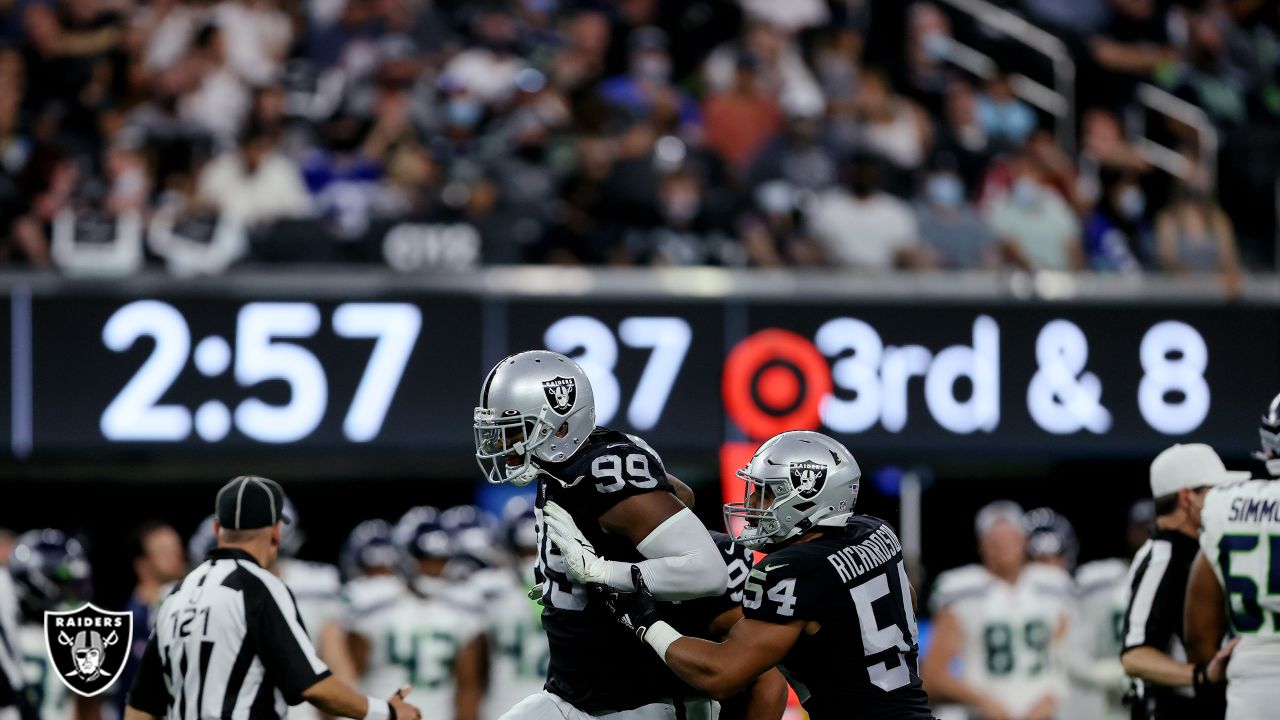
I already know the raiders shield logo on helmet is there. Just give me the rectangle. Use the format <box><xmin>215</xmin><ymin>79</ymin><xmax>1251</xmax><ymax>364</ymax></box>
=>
<box><xmin>44</xmin><ymin>603</ymin><xmax>133</xmax><ymax>697</ymax></box>
<box><xmin>789</xmin><ymin>461</ymin><xmax>828</xmax><ymax>499</ymax></box>
<box><xmin>542</xmin><ymin>376</ymin><xmax>577</xmax><ymax>414</ymax></box>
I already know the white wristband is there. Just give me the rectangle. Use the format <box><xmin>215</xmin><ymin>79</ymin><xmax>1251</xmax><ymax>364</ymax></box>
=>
<box><xmin>364</xmin><ymin>697</ymin><xmax>391</xmax><ymax>720</ymax></box>
<box><xmin>644</xmin><ymin>620</ymin><xmax>682</xmax><ymax>661</ymax></box>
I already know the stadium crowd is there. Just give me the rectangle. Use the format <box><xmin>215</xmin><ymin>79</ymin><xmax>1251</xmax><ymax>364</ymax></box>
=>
<box><xmin>0</xmin><ymin>0</ymin><xmax>1278</xmax><ymax>278</ymax></box>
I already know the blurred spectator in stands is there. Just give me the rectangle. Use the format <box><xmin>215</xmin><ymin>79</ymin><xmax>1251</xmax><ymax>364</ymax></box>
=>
<box><xmin>746</xmin><ymin>109</ymin><xmax>841</xmax><ymax>193</ymax></box>
<box><xmin>114</xmin><ymin>521</ymin><xmax>187</xmax><ymax>719</ymax></box>
<box><xmin>442</xmin><ymin>5</ymin><xmax>528</xmax><ymax>106</ymax></box>
<box><xmin>0</xmin><ymin>529</ymin><xmax>13</xmax><ymax>566</ymax></box>
<box><xmin>807</xmin><ymin>155</ymin><xmax>929</xmax><ymax>270</ymax></box>
<box><xmin>1164</xmin><ymin>10</ymin><xmax>1249</xmax><ymax>127</ymax></box>
<box><xmin>980</xmin><ymin>130</ymin><xmax>1078</xmax><ymax>209</ymax></box>
<box><xmin>20</xmin><ymin>0</ymin><xmax>124</xmax><ymax>125</ymax></box>
<box><xmin>740</xmin><ymin>180</ymin><xmax>822</xmax><ymax>267</ymax></box>
<box><xmin>1081</xmin><ymin>107</ymin><xmax>1149</xmax><ymax>174</ymax></box>
<box><xmin>135</xmin><ymin>0</ymin><xmax>204</xmax><ymax>75</ymax></box>
<box><xmin>1155</xmin><ymin>171</ymin><xmax>1243</xmax><ymax>292</ymax></box>
<box><xmin>1085</xmin><ymin>172</ymin><xmax>1154</xmax><ymax>273</ymax></box>
<box><xmin>739</xmin><ymin>0</ymin><xmax>828</xmax><ymax>33</ymax></box>
<box><xmin>550</xmin><ymin>8</ymin><xmax>611</xmax><ymax>92</ymax></box>
<box><xmin>847</xmin><ymin>70</ymin><xmax>932</xmax><ymax>185</ymax></box>
<box><xmin>102</xmin><ymin>135</ymin><xmax>150</xmax><ymax>217</ymax></box>
<box><xmin>624</xmin><ymin>166</ymin><xmax>742</xmax><ymax>266</ymax></box>
<box><xmin>600</xmin><ymin>27</ymin><xmax>700</xmax><ymax>137</ymax></box>
<box><xmin>1022</xmin><ymin>0</ymin><xmax>1108</xmax><ymax>38</ymax></box>
<box><xmin>985</xmin><ymin>153</ymin><xmax>1085</xmax><ymax>271</ymax></box>
<box><xmin>813</xmin><ymin>24</ymin><xmax>863</xmax><ymax>105</ymax></box>
<box><xmin>935</xmin><ymin>79</ymin><xmax>993</xmax><ymax>195</ymax></box>
<box><xmin>213</xmin><ymin>0</ymin><xmax>292</xmax><ymax>87</ymax></box>
<box><xmin>915</xmin><ymin>162</ymin><xmax>997</xmax><ymax>269</ymax></box>
<box><xmin>197</xmin><ymin>121</ymin><xmax>312</xmax><ymax>226</ymax></box>
<box><xmin>302</xmin><ymin>113</ymin><xmax>385</xmax><ymax>238</ymax></box>
<box><xmin>1090</xmin><ymin>0</ymin><xmax>1175</xmax><ymax>104</ymax></box>
<box><xmin>1077</xmin><ymin>107</ymin><xmax>1149</xmax><ymax>207</ymax></box>
<box><xmin>152</xmin><ymin>21</ymin><xmax>251</xmax><ymax>146</ymax></box>
<box><xmin>702</xmin><ymin>50</ymin><xmax>781</xmax><ymax>175</ymax></box>
<box><xmin>705</xmin><ymin>20</ymin><xmax>824</xmax><ymax>118</ymax></box>
<box><xmin>0</xmin><ymin>72</ymin><xmax>29</xmax><ymax>243</ymax></box>
<box><xmin>7</xmin><ymin>113</ymin><xmax>76</xmax><ymax>268</ymax></box>
<box><xmin>899</xmin><ymin>2</ymin><xmax>956</xmax><ymax>117</ymax></box>
<box><xmin>977</xmin><ymin>72</ymin><xmax>1036</xmax><ymax>149</ymax></box>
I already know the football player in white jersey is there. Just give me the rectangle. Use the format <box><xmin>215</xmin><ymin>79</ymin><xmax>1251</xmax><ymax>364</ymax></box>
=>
<box><xmin>7</xmin><ymin>529</ymin><xmax>100</xmax><ymax>720</ymax></box>
<box><xmin>1186</xmin><ymin>395</ymin><xmax>1280</xmax><ymax>720</ymax></box>
<box><xmin>343</xmin><ymin>517</ymin><xmax>487</xmax><ymax>720</ymax></box>
<box><xmin>1059</xmin><ymin>502</ymin><xmax>1152</xmax><ymax>720</ymax></box>
<box><xmin>922</xmin><ymin>501</ymin><xmax>1073</xmax><ymax>720</ymax></box>
<box><xmin>481</xmin><ymin>498</ymin><xmax>550</xmax><ymax>720</ymax></box>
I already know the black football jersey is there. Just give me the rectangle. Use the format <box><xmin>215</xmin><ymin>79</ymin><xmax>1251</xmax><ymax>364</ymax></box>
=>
<box><xmin>742</xmin><ymin>515</ymin><xmax>932</xmax><ymax>720</ymax></box>
<box><xmin>664</xmin><ymin>531</ymin><xmax>754</xmax><ymax>637</ymax></box>
<box><xmin>534</xmin><ymin>427</ymin><xmax>684</xmax><ymax>712</ymax></box>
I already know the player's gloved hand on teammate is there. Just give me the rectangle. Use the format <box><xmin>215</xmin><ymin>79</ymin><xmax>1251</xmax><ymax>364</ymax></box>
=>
<box><xmin>591</xmin><ymin>566</ymin><xmax>663</xmax><ymax>642</ymax></box>
<box><xmin>544</xmin><ymin>501</ymin><xmax>610</xmax><ymax>585</ymax></box>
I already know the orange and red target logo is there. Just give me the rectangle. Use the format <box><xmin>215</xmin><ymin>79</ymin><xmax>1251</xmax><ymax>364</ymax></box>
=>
<box><xmin>720</xmin><ymin>328</ymin><xmax>834</xmax><ymax>513</ymax></box>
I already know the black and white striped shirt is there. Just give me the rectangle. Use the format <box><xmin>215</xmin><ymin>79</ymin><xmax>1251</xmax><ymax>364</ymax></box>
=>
<box><xmin>1121</xmin><ymin>528</ymin><xmax>1204</xmax><ymax>719</ymax></box>
<box><xmin>128</xmin><ymin>548</ymin><xmax>330</xmax><ymax>719</ymax></box>
<box><xmin>0</xmin><ymin>569</ymin><xmax>32</xmax><ymax>718</ymax></box>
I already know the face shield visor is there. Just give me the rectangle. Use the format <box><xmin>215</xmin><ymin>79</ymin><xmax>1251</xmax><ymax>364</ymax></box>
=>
<box><xmin>723</xmin><ymin>465</ymin><xmax>791</xmax><ymax>550</ymax></box>
<box><xmin>473</xmin><ymin>406</ymin><xmax>553</xmax><ymax>486</ymax></box>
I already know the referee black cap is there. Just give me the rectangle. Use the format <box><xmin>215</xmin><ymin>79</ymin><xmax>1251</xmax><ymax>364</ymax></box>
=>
<box><xmin>216</xmin><ymin>475</ymin><xmax>292</xmax><ymax>530</ymax></box>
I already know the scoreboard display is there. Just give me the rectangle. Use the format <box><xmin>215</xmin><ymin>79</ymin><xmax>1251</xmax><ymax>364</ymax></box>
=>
<box><xmin>6</xmin><ymin>276</ymin><xmax>1278</xmax><ymax>464</ymax></box>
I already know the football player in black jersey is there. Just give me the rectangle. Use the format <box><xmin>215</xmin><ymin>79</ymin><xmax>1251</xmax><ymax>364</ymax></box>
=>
<box><xmin>564</xmin><ymin>430</ymin><xmax>935</xmax><ymax>720</ymax></box>
<box><xmin>474</xmin><ymin>350</ymin><xmax>730</xmax><ymax>719</ymax></box>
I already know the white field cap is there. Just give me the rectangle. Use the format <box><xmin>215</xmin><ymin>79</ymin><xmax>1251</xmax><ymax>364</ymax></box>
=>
<box><xmin>975</xmin><ymin>500</ymin><xmax>1025</xmax><ymax>536</ymax></box>
<box><xmin>1149</xmin><ymin>443</ymin><xmax>1250</xmax><ymax>497</ymax></box>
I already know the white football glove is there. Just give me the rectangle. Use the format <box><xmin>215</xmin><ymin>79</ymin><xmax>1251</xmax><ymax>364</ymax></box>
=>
<box><xmin>543</xmin><ymin>501</ymin><xmax>609</xmax><ymax>585</ymax></box>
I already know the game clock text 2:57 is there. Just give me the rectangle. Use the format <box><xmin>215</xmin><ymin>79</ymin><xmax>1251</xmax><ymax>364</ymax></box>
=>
<box><xmin>32</xmin><ymin>297</ymin><xmax>480</xmax><ymax>449</ymax></box>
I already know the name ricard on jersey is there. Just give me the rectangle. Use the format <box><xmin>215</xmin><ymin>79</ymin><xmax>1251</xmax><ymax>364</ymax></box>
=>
<box><xmin>827</xmin><ymin>524</ymin><xmax>903</xmax><ymax>584</ymax></box>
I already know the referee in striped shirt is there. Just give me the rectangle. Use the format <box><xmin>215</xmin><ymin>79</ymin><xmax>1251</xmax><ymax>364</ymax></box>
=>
<box><xmin>124</xmin><ymin>476</ymin><xmax>422</xmax><ymax>720</ymax></box>
<box><xmin>1121</xmin><ymin>444</ymin><xmax>1239</xmax><ymax>719</ymax></box>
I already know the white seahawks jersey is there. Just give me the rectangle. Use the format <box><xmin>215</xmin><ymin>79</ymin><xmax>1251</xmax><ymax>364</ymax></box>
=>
<box><xmin>1062</xmin><ymin>559</ymin><xmax>1129</xmax><ymax>720</ymax></box>
<box><xmin>1201</xmin><ymin>479</ymin><xmax>1280</xmax><ymax>717</ymax></box>
<box><xmin>276</xmin><ymin>559</ymin><xmax>342</xmax><ymax>720</ymax></box>
<box><xmin>480</xmin><ymin>567</ymin><xmax>548</xmax><ymax>720</ymax></box>
<box><xmin>343</xmin><ymin>575</ymin><xmax>483</xmax><ymax>719</ymax></box>
<box><xmin>277</xmin><ymin>558</ymin><xmax>342</xmax><ymax>641</ymax></box>
<box><xmin>19</xmin><ymin>623</ymin><xmax>72</xmax><ymax>720</ymax></box>
<box><xmin>930</xmin><ymin>563</ymin><xmax>1072</xmax><ymax>718</ymax></box>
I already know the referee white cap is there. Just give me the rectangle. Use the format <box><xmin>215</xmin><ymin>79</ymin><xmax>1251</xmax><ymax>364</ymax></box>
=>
<box><xmin>215</xmin><ymin>475</ymin><xmax>292</xmax><ymax>530</ymax></box>
<box><xmin>1149</xmin><ymin>443</ymin><xmax>1250</xmax><ymax>497</ymax></box>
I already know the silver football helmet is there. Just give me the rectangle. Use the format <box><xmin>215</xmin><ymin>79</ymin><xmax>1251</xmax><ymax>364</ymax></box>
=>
<box><xmin>725</xmin><ymin>430</ymin><xmax>860</xmax><ymax>550</ymax></box>
<box><xmin>474</xmin><ymin>350</ymin><xmax>597</xmax><ymax>486</ymax></box>
<box><xmin>1257</xmin><ymin>392</ymin><xmax>1280</xmax><ymax>476</ymax></box>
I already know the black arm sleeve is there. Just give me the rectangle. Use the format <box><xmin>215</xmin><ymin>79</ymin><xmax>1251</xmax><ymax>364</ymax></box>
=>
<box><xmin>247</xmin><ymin>582</ymin><xmax>332</xmax><ymax>705</ymax></box>
<box><xmin>126</xmin><ymin>634</ymin><xmax>170</xmax><ymax>717</ymax></box>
